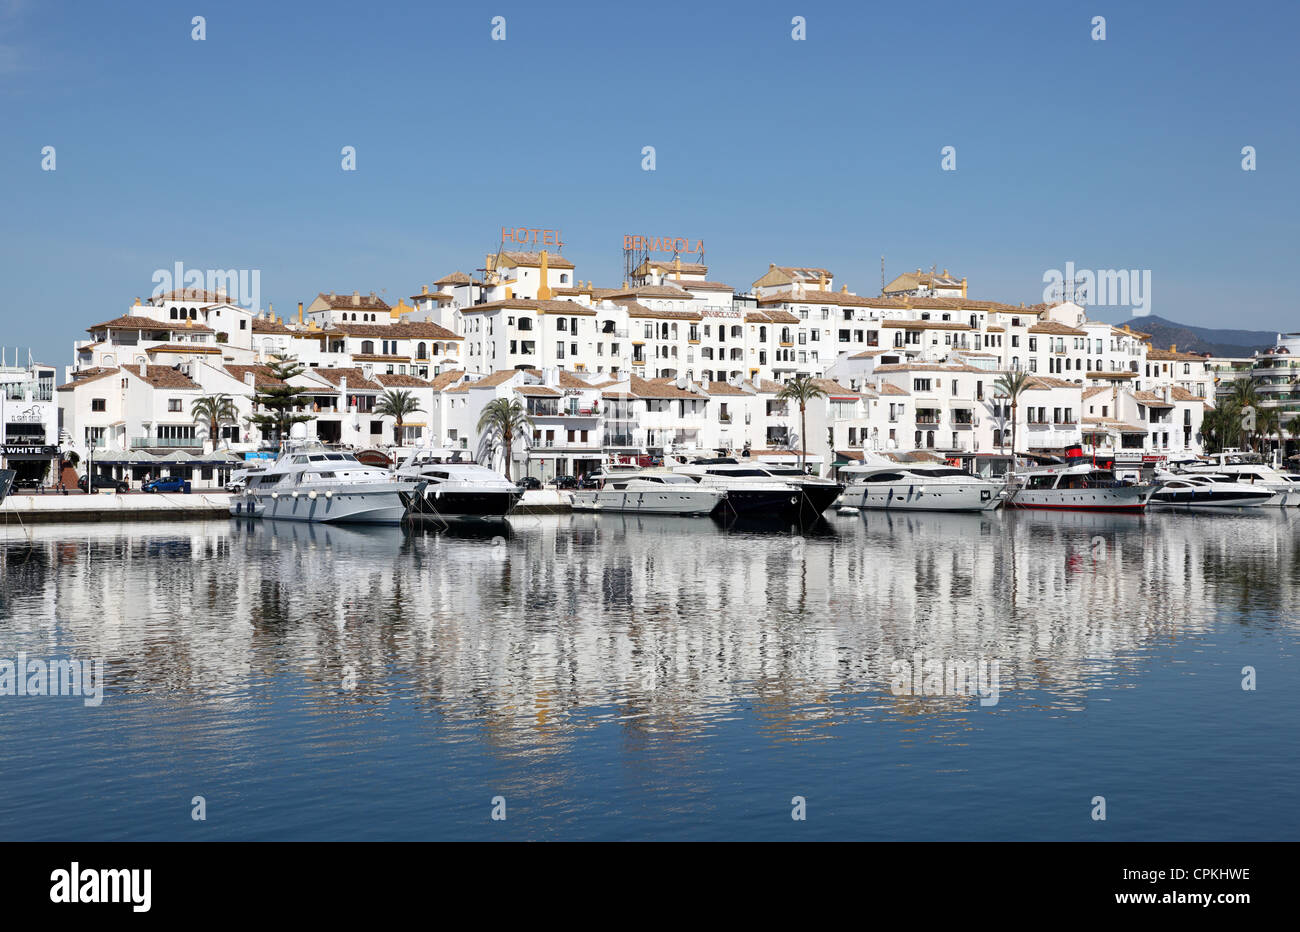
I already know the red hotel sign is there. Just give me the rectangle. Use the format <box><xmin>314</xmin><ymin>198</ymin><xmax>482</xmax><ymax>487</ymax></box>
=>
<box><xmin>623</xmin><ymin>235</ymin><xmax>703</xmax><ymax>254</ymax></box>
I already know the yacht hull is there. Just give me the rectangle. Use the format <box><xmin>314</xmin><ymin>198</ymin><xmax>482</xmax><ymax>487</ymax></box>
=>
<box><xmin>401</xmin><ymin>488</ymin><xmax>523</xmax><ymax>520</ymax></box>
<box><xmin>1150</xmin><ymin>490</ymin><xmax>1272</xmax><ymax>508</ymax></box>
<box><xmin>847</xmin><ymin>481</ymin><xmax>998</xmax><ymax>512</ymax></box>
<box><xmin>1010</xmin><ymin>486</ymin><xmax>1153</xmax><ymax>512</ymax></box>
<box><xmin>572</xmin><ymin>488</ymin><xmax>723</xmax><ymax>516</ymax></box>
<box><xmin>230</xmin><ymin>487</ymin><xmax>409</xmax><ymax>525</ymax></box>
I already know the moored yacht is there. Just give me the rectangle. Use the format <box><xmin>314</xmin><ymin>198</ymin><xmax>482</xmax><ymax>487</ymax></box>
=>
<box><xmin>674</xmin><ymin>459</ymin><xmax>843</xmax><ymax>519</ymax></box>
<box><xmin>229</xmin><ymin>445</ymin><xmax>415</xmax><ymax>524</ymax></box>
<box><xmin>572</xmin><ymin>470</ymin><xmax>725</xmax><ymax>516</ymax></box>
<box><xmin>393</xmin><ymin>447</ymin><xmax>523</xmax><ymax>520</ymax></box>
<box><xmin>1180</xmin><ymin>450</ymin><xmax>1297</xmax><ymax>506</ymax></box>
<box><xmin>1150</xmin><ymin>471</ymin><xmax>1276</xmax><ymax>509</ymax></box>
<box><xmin>1007</xmin><ymin>463</ymin><xmax>1155</xmax><ymax>512</ymax></box>
<box><xmin>839</xmin><ymin>458</ymin><xmax>1003</xmax><ymax>512</ymax></box>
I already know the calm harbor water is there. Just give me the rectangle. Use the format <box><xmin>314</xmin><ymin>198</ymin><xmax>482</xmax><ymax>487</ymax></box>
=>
<box><xmin>1</xmin><ymin>509</ymin><xmax>1297</xmax><ymax>841</ymax></box>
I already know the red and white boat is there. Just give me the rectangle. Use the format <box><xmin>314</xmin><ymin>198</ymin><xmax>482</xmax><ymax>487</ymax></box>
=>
<box><xmin>1006</xmin><ymin>463</ymin><xmax>1155</xmax><ymax>512</ymax></box>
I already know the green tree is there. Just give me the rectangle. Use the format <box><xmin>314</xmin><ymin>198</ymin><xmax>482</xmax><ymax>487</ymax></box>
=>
<box><xmin>246</xmin><ymin>356</ymin><xmax>315</xmax><ymax>448</ymax></box>
<box><xmin>192</xmin><ymin>393</ymin><xmax>239</xmax><ymax>449</ymax></box>
<box><xmin>776</xmin><ymin>375</ymin><xmax>828</xmax><ymax>471</ymax></box>
<box><xmin>993</xmin><ymin>370</ymin><xmax>1034</xmax><ymax>458</ymax></box>
<box><xmin>375</xmin><ymin>389</ymin><xmax>423</xmax><ymax>446</ymax></box>
<box><xmin>476</xmin><ymin>397</ymin><xmax>532</xmax><ymax>481</ymax></box>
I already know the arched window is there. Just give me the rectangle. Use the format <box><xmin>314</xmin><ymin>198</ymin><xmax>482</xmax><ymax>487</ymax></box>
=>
<box><xmin>417</xmin><ymin>342</ymin><xmax>428</xmax><ymax>359</ymax></box>
<box><xmin>361</xmin><ymin>340</ymin><xmax>375</xmax><ymax>354</ymax></box>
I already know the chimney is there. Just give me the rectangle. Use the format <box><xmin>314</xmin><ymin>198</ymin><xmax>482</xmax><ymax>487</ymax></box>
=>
<box><xmin>339</xmin><ymin>376</ymin><xmax>347</xmax><ymax>394</ymax></box>
<box><xmin>133</xmin><ymin>296</ymin><xmax>141</xmax><ymax>306</ymax></box>
<box><xmin>244</xmin><ymin>371</ymin><xmax>255</xmax><ymax>387</ymax></box>
<box><xmin>422</xmin><ymin>285</ymin><xmax>429</xmax><ymax>295</ymax></box>
<box><xmin>362</xmin><ymin>364</ymin><xmax>373</xmax><ymax>381</ymax></box>
<box><xmin>297</xmin><ymin>301</ymin><xmax>304</xmax><ymax>324</ymax></box>
<box><xmin>139</xmin><ymin>361</ymin><xmax>147</xmax><ymax>378</ymax></box>
<box><xmin>1170</xmin><ymin>344</ymin><xmax>1177</xmax><ymax>353</ymax></box>
<box><xmin>537</xmin><ymin>250</ymin><xmax>552</xmax><ymax>300</ymax></box>
<box><xmin>352</xmin><ymin>291</ymin><xmax>361</xmax><ymax>306</ymax></box>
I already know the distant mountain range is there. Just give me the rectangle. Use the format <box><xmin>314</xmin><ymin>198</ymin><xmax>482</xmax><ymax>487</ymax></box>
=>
<box><xmin>1100</xmin><ymin>314</ymin><xmax>1280</xmax><ymax>358</ymax></box>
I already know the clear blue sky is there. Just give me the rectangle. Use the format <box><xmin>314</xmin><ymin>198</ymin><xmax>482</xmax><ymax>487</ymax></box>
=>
<box><xmin>2</xmin><ymin>0</ymin><xmax>1296</xmax><ymax>365</ymax></box>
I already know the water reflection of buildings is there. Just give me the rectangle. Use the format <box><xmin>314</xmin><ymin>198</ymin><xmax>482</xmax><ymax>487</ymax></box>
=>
<box><xmin>2</xmin><ymin>511</ymin><xmax>1296</xmax><ymax>747</ymax></box>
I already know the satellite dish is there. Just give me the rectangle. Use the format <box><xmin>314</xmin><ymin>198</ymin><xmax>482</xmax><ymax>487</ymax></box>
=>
<box><xmin>290</xmin><ymin>422</ymin><xmax>308</xmax><ymax>441</ymax></box>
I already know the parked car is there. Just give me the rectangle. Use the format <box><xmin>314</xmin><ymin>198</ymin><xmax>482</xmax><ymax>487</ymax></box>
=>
<box><xmin>549</xmin><ymin>475</ymin><xmax>577</xmax><ymax>490</ymax></box>
<box><xmin>517</xmin><ymin>476</ymin><xmax>542</xmax><ymax>490</ymax></box>
<box><xmin>12</xmin><ymin>476</ymin><xmax>43</xmax><ymax>491</ymax></box>
<box><xmin>78</xmin><ymin>473</ymin><xmax>129</xmax><ymax>493</ymax></box>
<box><xmin>142</xmin><ymin>476</ymin><xmax>192</xmax><ymax>494</ymax></box>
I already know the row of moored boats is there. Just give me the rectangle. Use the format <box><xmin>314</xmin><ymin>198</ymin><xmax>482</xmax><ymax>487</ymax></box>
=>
<box><xmin>228</xmin><ymin>446</ymin><xmax>1300</xmax><ymax>526</ymax></box>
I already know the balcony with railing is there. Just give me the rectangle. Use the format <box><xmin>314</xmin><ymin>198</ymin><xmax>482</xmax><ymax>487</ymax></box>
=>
<box><xmin>131</xmin><ymin>436</ymin><xmax>203</xmax><ymax>450</ymax></box>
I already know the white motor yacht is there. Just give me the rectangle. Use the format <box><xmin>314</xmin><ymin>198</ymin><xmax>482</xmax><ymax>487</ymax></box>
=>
<box><xmin>1180</xmin><ymin>450</ymin><xmax>1297</xmax><ymax>506</ymax></box>
<box><xmin>393</xmin><ymin>447</ymin><xmax>523</xmax><ymax>520</ymax></box>
<box><xmin>838</xmin><ymin>458</ymin><xmax>1003</xmax><ymax>512</ymax></box>
<box><xmin>572</xmin><ymin>470</ymin><xmax>725</xmax><ymax>516</ymax></box>
<box><xmin>1150</xmin><ymin>471</ymin><xmax>1276</xmax><ymax>509</ymax></box>
<box><xmin>229</xmin><ymin>445</ymin><xmax>416</xmax><ymax>524</ymax></box>
<box><xmin>674</xmin><ymin>459</ymin><xmax>843</xmax><ymax>519</ymax></box>
<box><xmin>1007</xmin><ymin>463</ymin><xmax>1156</xmax><ymax>512</ymax></box>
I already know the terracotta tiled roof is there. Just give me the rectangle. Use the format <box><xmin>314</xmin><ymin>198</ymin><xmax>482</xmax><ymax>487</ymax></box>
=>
<box><xmin>375</xmin><ymin>373</ymin><xmax>433</xmax><ymax>388</ymax></box>
<box><xmin>56</xmin><ymin>367</ymin><xmax>120</xmax><ymax>391</ymax></box>
<box><xmin>745</xmin><ymin>310</ymin><xmax>800</xmax><ymax>324</ymax></box>
<box><xmin>332</xmin><ymin>321</ymin><xmax>461</xmax><ymax>340</ymax></box>
<box><xmin>618</xmin><ymin>301</ymin><xmax>702</xmax><ymax>321</ymax></box>
<box><xmin>309</xmin><ymin>367</ymin><xmax>383</xmax><ymax>391</ymax></box>
<box><xmin>514</xmin><ymin>385</ymin><xmax>561</xmax><ymax>396</ymax></box>
<box><xmin>314</xmin><ymin>291</ymin><xmax>391</xmax><ymax>311</ymax></box>
<box><xmin>87</xmin><ymin>315</ymin><xmax>189</xmax><ymax>332</ymax></box>
<box><xmin>604</xmin><ymin>285</ymin><xmax>695</xmax><ymax>301</ymax></box>
<box><xmin>1028</xmin><ymin>321</ymin><xmax>1087</xmax><ymax>336</ymax></box>
<box><xmin>251</xmin><ymin>317</ymin><xmax>293</xmax><ymax>334</ymax></box>
<box><xmin>150</xmin><ymin>288</ymin><xmax>235</xmax><ymax>305</ymax></box>
<box><xmin>130</xmin><ymin>365</ymin><xmax>201</xmax><ymax>390</ymax></box>
<box><xmin>497</xmin><ymin>250</ymin><xmax>575</xmax><ymax>269</ymax></box>
<box><xmin>435</xmin><ymin>272</ymin><xmax>473</xmax><ymax>285</ymax></box>
<box><xmin>881</xmin><ymin>319</ymin><xmax>972</xmax><ymax>331</ymax></box>
<box><xmin>429</xmin><ymin>369</ymin><xmax>466</xmax><ymax>390</ymax></box>
<box><xmin>145</xmin><ymin>344</ymin><xmax>222</xmax><ymax>355</ymax></box>
<box><xmin>757</xmin><ymin>289</ymin><xmax>876</xmax><ymax>308</ymax></box>
<box><xmin>704</xmin><ymin>381</ymin><xmax>749</xmax><ymax>396</ymax></box>
<box><xmin>461</xmin><ymin>298</ymin><xmax>596</xmax><ymax>316</ymax></box>
<box><xmin>224</xmin><ymin>364</ymin><xmax>284</xmax><ymax>388</ymax></box>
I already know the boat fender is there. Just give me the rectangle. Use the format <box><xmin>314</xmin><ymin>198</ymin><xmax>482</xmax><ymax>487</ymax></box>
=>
<box><xmin>308</xmin><ymin>490</ymin><xmax>318</xmax><ymax>500</ymax></box>
<box><xmin>271</xmin><ymin>492</ymin><xmax>279</xmax><ymax>500</ymax></box>
<box><xmin>292</xmin><ymin>491</ymin><xmax>299</xmax><ymax>499</ymax></box>
<box><xmin>325</xmin><ymin>490</ymin><xmax>333</xmax><ymax>499</ymax></box>
<box><xmin>790</xmin><ymin>496</ymin><xmax>798</xmax><ymax>505</ymax></box>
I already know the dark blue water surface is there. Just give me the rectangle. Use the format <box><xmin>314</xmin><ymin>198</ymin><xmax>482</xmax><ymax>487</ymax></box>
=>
<box><xmin>1</xmin><ymin>509</ymin><xmax>1296</xmax><ymax>840</ymax></box>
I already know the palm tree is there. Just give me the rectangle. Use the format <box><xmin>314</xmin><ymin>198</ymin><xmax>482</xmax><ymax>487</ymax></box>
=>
<box><xmin>476</xmin><ymin>397</ymin><xmax>532</xmax><ymax>481</ymax></box>
<box><xmin>776</xmin><ymin>375</ymin><xmax>828</xmax><ymax>471</ymax></box>
<box><xmin>192</xmin><ymin>394</ymin><xmax>239</xmax><ymax>451</ymax></box>
<box><xmin>375</xmin><ymin>389</ymin><xmax>423</xmax><ymax>447</ymax></box>
<box><xmin>993</xmin><ymin>370</ymin><xmax>1034</xmax><ymax>459</ymax></box>
<box><xmin>1255</xmin><ymin>405</ymin><xmax>1282</xmax><ymax>461</ymax></box>
<box><xmin>1227</xmin><ymin>377</ymin><xmax>1261</xmax><ymax>450</ymax></box>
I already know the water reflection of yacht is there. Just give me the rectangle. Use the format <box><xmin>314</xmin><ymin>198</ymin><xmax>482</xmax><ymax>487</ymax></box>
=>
<box><xmin>393</xmin><ymin>447</ymin><xmax>523</xmax><ymax>521</ymax></box>
<box><xmin>838</xmin><ymin>458</ymin><xmax>1003</xmax><ymax>512</ymax></box>
<box><xmin>229</xmin><ymin>445</ymin><xmax>415</xmax><ymax>524</ymax></box>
